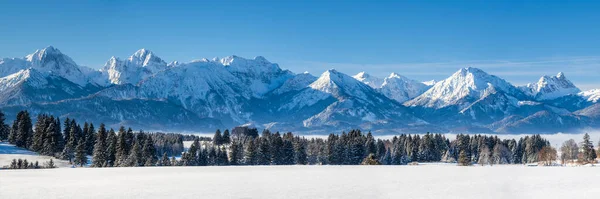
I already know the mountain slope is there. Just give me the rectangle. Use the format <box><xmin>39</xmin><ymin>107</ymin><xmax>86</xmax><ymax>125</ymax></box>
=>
<box><xmin>405</xmin><ymin>67</ymin><xmax>528</xmax><ymax>109</ymax></box>
<box><xmin>276</xmin><ymin>69</ymin><xmax>426</xmax><ymax>130</ymax></box>
<box><xmin>520</xmin><ymin>72</ymin><xmax>581</xmax><ymax>100</ymax></box>
<box><xmin>101</xmin><ymin>49</ymin><xmax>170</xmax><ymax>85</ymax></box>
<box><xmin>0</xmin><ymin>68</ymin><xmax>101</xmax><ymax>106</ymax></box>
<box><xmin>0</xmin><ymin>46</ymin><xmax>91</xmax><ymax>86</ymax></box>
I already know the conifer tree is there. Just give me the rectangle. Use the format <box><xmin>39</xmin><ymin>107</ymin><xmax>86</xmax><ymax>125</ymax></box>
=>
<box><xmin>222</xmin><ymin>129</ymin><xmax>231</xmax><ymax>144</ymax></box>
<box><xmin>0</xmin><ymin>111</ymin><xmax>9</xmax><ymax>141</ymax></box>
<box><xmin>257</xmin><ymin>137</ymin><xmax>271</xmax><ymax>165</ymax></box>
<box><xmin>581</xmin><ymin>133</ymin><xmax>596</xmax><ymax>163</ymax></box>
<box><xmin>115</xmin><ymin>126</ymin><xmax>128</xmax><ymax>166</ymax></box>
<box><xmin>46</xmin><ymin>159</ymin><xmax>56</xmax><ymax>168</ymax></box>
<box><xmin>12</xmin><ymin>111</ymin><xmax>33</xmax><ymax>148</ymax></box>
<box><xmin>106</xmin><ymin>129</ymin><xmax>117</xmax><ymax>167</ymax></box>
<box><xmin>125</xmin><ymin>139</ymin><xmax>142</xmax><ymax>167</ymax></box>
<box><xmin>91</xmin><ymin>124</ymin><xmax>107</xmax><ymax>167</ymax></box>
<box><xmin>213</xmin><ymin>129</ymin><xmax>222</xmax><ymax>145</ymax></box>
<box><xmin>142</xmin><ymin>136</ymin><xmax>157</xmax><ymax>166</ymax></box>
<box><xmin>295</xmin><ymin>140</ymin><xmax>307</xmax><ymax>165</ymax></box>
<box><xmin>85</xmin><ymin>123</ymin><xmax>96</xmax><ymax>155</ymax></box>
<box><xmin>159</xmin><ymin>152</ymin><xmax>171</xmax><ymax>166</ymax></box>
<box><xmin>74</xmin><ymin>139</ymin><xmax>87</xmax><ymax>167</ymax></box>
<box><xmin>229</xmin><ymin>142</ymin><xmax>242</xmax><ymax>165</ymax></box>
<box><xmin>282</xmin><ymin>140</ymin><xmax>295</xmax><ymax>165</ymax></box>
<box><xmin>244</xmin><ymin>138</ymin><xmax>258</xmax><ymax>165</ymax></box>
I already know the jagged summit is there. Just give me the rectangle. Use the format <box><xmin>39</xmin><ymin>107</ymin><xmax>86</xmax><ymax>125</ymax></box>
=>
<box><xmin>0</xmin><ymin>46</ymin><xmax>599</xmax><ymax>134</ymax></box>
<box><xmin>521</xmin><ymin>72</ymin><xmax>580</xmax><ymax>100</ymax></box>
<box><xmin>379</xmin><ymin>72</ymin><xmax>429</xmax><ymax>103</ymax></box>
<box><xmin>353</xmin><ymin>71</ymin><xmax>384</xmax><ymax>88</ymax></box>
<box><xmin>405</xmin><ymin>67</ymin><xmax>525</xmax><ymax>108</ymax></box>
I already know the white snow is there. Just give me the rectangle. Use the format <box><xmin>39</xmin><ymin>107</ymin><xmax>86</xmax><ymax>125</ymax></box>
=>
<box><xmin>405</xmin><ymin>67</ymin><xmax>522</xmax><ymax>109</ymax></box>
<box><xmin>1</xmin><ymin>165</ymin><xmax>600</xmax><ymax>199</ymax></box>
<box><xmin>521</xmin><ymin>72</ymin><xmax>581</xmax><ymax>100</ymax></box>
<box><xmin>580</xmin><ymin>89</ymin><xmax>600</xmax><ymax>103</ymax></box>
<box><xmin>0</xmin><ymin>142</ymin><xmax>70</xmax><ymax>168</ymax></box>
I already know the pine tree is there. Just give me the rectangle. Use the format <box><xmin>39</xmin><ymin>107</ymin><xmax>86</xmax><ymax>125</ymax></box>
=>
<box><xmin>244</xmin><ymin>139</ymin><xmax>258</xmax><ymax>165</ymax></box>
<box><xmin>159</xmin><ymin>152</ymin><xmax>171</xmax><ymax>166</ymax></box>
<box><xmin>106</xmin><ymin>129</ymin><xmax>117</xmax><ymax>167</ymax></box>
<box><xmin>46</xmin><ymin>159</ymin><xmax>56</xmax><ymax>168</ymax></box>
<box><xmin>294</xmin><ymin>140</ymin><xmax>307</xmax><ymax>165</ymax></box>
<box><xmin>85</xmin><ymin>123</ymin><xmax>96</xmax><ymax>155</ymax></box>
<box><xmin>91</xmin><ymin>124</ymin><xmax>107</xmax><ymax>167</ymax></box>
<box><xmin>213</xmin><ymin>129</ymin><xmax>222</xmax><ymax>145</ymax></box>
<box><xmin>12</xmin><ymin>111</ymin><xmax>33</xmax><ymax>149</ymax></box>
<box><xmin>282</xmin><ymin>140</ymin><xmax>295</xmax><ymax>165</ymax></box>
<box><xmin>125</xmin><ymin>139</ymin><xmax>141</xmax><ymax>167</ymax></box>
<box><xmin>365</xmin><ymin>132</ymin><xmax>377</xmax><ymax>156</ymax></box>
<box><xmin>222</xmin><ymin>129</ymin><xmax>231</xmax><ymax>144</ymax></box>
<box><xmin>142</xmin><ymin>136</ymin><xmax>157</xmax><ymax>166</ymax></box>
<box><xmin>74</xmin><ymin>139</ymin><xmax>87</xmax><ymax>167</ymax></box>
<box><xmin>582</xmin><ymin>133</ymin><xmax>596</xmax><ymax>163</ymax></box>
<box><xmin>32</xmin><ymin>115</ymin><xmax>47</xmax><ymax>152</ymax></box>
<box><xmin>271</xmin><ymin>133</ymin><xmax>283</xmax><ymax>165</ymax></box>
<box><xmin>115</xmin><ymin>126</ymin><xmax>128</xmax><ymax>166</ymax></box>
<box><xmin>229</xmin><ymin>142</ymin><xmax>242</xmax><ymax>165</ymax></box>
<box><xmin>257</xmin><ymin>137</ymin><xmax>271</xmax><ymax>165</ymax></box>
<box><xmin>0</xmin><ymin>111</ymin><xmax>9</xmax><ymax>141</ymax></box>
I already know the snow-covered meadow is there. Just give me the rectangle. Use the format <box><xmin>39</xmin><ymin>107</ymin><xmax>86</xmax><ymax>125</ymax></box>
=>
<box><xmin>0</xmin><ymin>142</ymin><xmax>70</xmax><ymax>168</ymax></box>
<box><xmin>1</xmin><ymin>165</ymin><xmax>599</xmax><ymax>199</ymax></box>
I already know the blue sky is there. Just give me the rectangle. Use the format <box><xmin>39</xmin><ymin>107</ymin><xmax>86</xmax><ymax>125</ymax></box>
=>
<box><xmin>1</xmin><ymin>0</ymin><xmax>599</xmax><ymax>90</ymax></box>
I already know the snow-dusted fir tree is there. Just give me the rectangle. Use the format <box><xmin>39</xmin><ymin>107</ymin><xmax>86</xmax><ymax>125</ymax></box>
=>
<box><xmin>91</xmin><ymin>124</ymin><xmax>107</xmax><ymax>167</ymax></box>
<box><xmin>74</xmin><ymin>139</ymin><xmax>87</xmax><ymax>167</ymax></box>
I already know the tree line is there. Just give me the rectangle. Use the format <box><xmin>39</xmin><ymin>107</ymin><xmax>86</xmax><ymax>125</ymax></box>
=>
<box><xmin>0</xmin><ymin>111</ymin><xmax>185</xmax><ymax>168</ymax></box>
<box><xmin>3</xmin><ymin>110</ymin><xmax>598</xmax><ymax>167</ymax></box>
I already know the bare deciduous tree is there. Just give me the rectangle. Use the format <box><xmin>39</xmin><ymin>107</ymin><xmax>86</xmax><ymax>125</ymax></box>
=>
<box><xmin>560</xmin><ymin>139</ymin><xmax>578</xmax><ymax>165</ymax></box>
<box><xmin>538</xmin><ymin>146</ymin><xmax>557</xmax><ymax>166</ymax></box>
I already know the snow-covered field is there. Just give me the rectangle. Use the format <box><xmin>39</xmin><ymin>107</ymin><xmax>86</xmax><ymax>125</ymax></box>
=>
<box><xmin>1</xmin><ymin>165</ymin><xmax>599</xmax><ymax>199</ymax></box>
<box><xmin>0</xmin><ymin>142</ymin><xmax>70</xmax><ymax>168</ymax></box>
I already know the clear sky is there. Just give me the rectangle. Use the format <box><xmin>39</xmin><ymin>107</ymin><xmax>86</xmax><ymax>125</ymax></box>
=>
<box><xmin>1</xmin><ymin>0</ymin><xmax>599</xmax><ymax>90</ymax></box>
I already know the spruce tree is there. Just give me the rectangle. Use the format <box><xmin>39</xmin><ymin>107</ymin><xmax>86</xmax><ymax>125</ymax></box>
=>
<box><xmin>229</xmin><ymin>142</ymin><xmax>242</xmax><ymax>165</ymax></box>
<box><xmin>115</xmin><ymin>126</ymin><xmax>128</xmax><ymax>166</ymax></box>
<box><xmin>582</xmin><ymin>133</ymin><xmax>596</xmax><ymax>163</ymax></box>
<box><xmin>257</xmin><ymin>137</ymin><xmax>271</xmax><ymax>165</ymax></box>
<box><xmin>222</xmin><ymin>129</ymin><xmax>231</xmax><ymax>144</ymax></box>
<box><xmin>74</xmin><ymin>139</ymin><xmax>87</xmax><ymax>167</ymax></box>
<box><xmin>12</xmin><ymin>111</ymin><xmax>33</xmax><ymax>149</ymax></box>
<box><xmin>106</xmin><ymin>129</ymin><xmax>117</xmax><ymax>167</ymax></box>
<box><xmin>125</xmin><ymin>139</ymin><xmax>141</xmax><ymax>167</ymax></box>
<box><xmin>213</xmin><ymin>129</ymin><xmax>222</xmax><ymax>145</ymax></box>
<box><xmin>282</xmin><ymin>140</ymin><xmax>295</xmax><ymax>165</ymax></box>
<box><xmin>0</xmin><ymin>111</ymin><xmax>9</xmax><ymax>141</ymax></box>
<box><xmin>46</xmin><ymin>159</ymin><xmax>56</xmax><ymax>168</ymax></box>
<box><xmin>142</xmin><ymin>136</ymin><xmax>157</xmax><ymax>166</ymax></box>
<box><xmin>91</xmin><ymin>124</ymin><xmax>107</xmax><ymax>167</ymax></box>
<box><xmin>32</xmin><ymin>114</ymin><xmax>47</xmax><ymax>152</ymax></box>
<box><xmin>85</xmin><ymin>123</ymin><xmax>96</xmax><ymax>155</ymax></box>
<box><xmin>244</xmin><ymin>139</ymin><xmax>258</xmax><ymax>165</ymax></box>
<box><xmin>159</xmin><ymin>152</ymin><xmax>171</xmax><ymax>166</ymax></box>
<box><xmin>294</xmin><ymin>140</ymin><xmax>307</xmax><ymax>165</ymax></box>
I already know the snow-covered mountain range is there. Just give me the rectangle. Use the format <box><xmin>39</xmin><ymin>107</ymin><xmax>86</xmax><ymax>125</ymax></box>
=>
<box><xmin>0</xmin><ymin>46</ymin><xmax>599</xmax><ymax>134</ymax></box>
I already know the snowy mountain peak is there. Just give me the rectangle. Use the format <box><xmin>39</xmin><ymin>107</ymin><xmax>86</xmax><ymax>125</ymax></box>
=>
<box><xmin>25</xmin><ymin>46</ymin><xmax>71</xmax><ymax>63</ymax></box>
<box><xmin>405</xmin><ymin>67</ymin><xmax>523</xmax><ymax>108</ymax></box>
<box><xmin>379</xmin><ymin>72</ymin><xmax>429</xmax><ymax>103</ymax></box>
<box><xmin>522</xmin><ymin>72</ymin><xmax>580</xmax><ymax>100</ymax></box>
<box><xmin>353</xmin><ymin>71</ymin><xmax>383</xmax><ymax>88</ymax></box>
<box><xmin>128</xmin><ymin>48</ymin><xmax>167</xmax><ymax>68</ymax></box>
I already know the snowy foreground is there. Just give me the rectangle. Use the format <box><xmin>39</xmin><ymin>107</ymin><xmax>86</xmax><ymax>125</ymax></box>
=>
<box><xmin>2</xmin><ymin>165</ymin><xmax>600</xmax><ymax>199</ymax></box>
